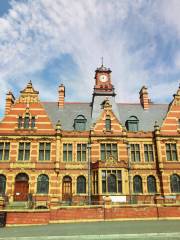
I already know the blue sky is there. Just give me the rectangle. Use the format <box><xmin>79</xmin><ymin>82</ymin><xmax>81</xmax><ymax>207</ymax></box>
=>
<box><xmin>0</xmin><ymin>0</ymin><xmax>180</xmax><ymax>117</ymax></box>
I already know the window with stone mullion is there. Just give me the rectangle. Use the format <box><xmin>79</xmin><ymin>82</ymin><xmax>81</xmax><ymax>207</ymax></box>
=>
<box><xmin>144</xmin><ymin>144</ymin><xmax>154</xmax><ymax>162</ymax></box>
<box><xmin>131</xmin><ymin>144</ymin><xmax>140</xmax><ymax>162</ymax></box>
<box><xmin>0</xmin><ymin>142</ymin><xmax>10</xmax><ymax>161</ymax></box>
<box><xmin>100</xmin><ymin>143</ymin><xmax>118</xmax><ymax>161</ymax></box>
<box><xmin>166</xmin><ymin>143</ymin><xmax>177</xmax><ymax>161</ymax></box>
<box><xmin>63</xmin><ymin>144</ymin><xmax>72</xmax><ymax>162</ymax></box>
<box><xmin>18</xmin><ymin>143</ymin><xmax>30</xmax><ymax>161</ymax></box>
<box><xmin>101</xmin><ymin>170</ymin><xmax>122</xmax><ymax>194</ymax></box>
<box><xmin>77</xmin><ymin>144</ymin><xmax>86</xmax><ymax>161</ymax></box>
<box><xmin>39</xmin><ymin>143</ymin><xmax>51</xmax><ymax>161</ymax></box>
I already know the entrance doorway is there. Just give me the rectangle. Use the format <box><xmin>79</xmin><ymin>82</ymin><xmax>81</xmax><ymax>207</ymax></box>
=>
<box><xmin>14</xmin><ymin>173</ymin><xmax>29</xmax><ymax>201</ymax></box>
<box><xmin>62</xmin><ymin>176</ymin><xmax>72</xmax><ymax>202</ymax></box>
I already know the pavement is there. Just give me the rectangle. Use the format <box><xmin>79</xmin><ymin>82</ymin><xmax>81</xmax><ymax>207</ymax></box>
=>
<box><xmin>0</xmin><ymin>220</ymin><xmax>180</xmax><ymax>240</ymax></box>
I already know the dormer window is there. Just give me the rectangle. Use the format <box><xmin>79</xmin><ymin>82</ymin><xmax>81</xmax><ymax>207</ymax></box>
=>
<box><xmin>105</xmin><ymin>115</ymin><xmax>111</xmax><ymax>131</ymax></box>
<box><xmin>125</xmin><ymin>116</ymin><xmax>139</xmax><ymax>131</ymax></box>
<box><xmin>74</xmin><ymin>115</ymin><xmax>87</xmax><ymax>131</ymax></box>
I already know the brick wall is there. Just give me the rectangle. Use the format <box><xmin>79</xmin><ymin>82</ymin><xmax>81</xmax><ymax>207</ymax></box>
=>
<box><xmin>4</xmin><ymin>204</ymin><xmax>180</xmax><ymax>226</ymax></box>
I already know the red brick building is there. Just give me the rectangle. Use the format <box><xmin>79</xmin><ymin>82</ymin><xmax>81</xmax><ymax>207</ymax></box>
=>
<box><xmin>0</xmin><ymin>64</ymin><xmax>180</xmax><ymax>208</ymax></box>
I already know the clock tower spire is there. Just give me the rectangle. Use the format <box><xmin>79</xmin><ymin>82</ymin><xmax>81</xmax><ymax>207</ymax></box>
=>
<box><xmin>93</xmin><ymin>61</ymin><xmax>115</xmax><ymax>97</ymax></box>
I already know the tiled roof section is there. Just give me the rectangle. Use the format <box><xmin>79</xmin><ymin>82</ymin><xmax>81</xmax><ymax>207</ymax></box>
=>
<box><xmin>117</xmin><ymin>103</ymin><xmax>169</xmax><ymax>131</ymax></box>
<box><xmin>42</xmin><ymin>100</ymin><xmax>169</xmax><ymax>131</ymax></box>
<box><xmin>42</xmin><ymin>102</ymin><xmax>92</xmax><ymax>130</ymax></box>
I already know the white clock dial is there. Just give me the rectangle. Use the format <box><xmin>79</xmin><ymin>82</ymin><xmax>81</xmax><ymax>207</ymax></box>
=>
<box><xmin>100</xmin><ymin>75</ymin><xmax>108</xmax><ymax>82</ymax></box>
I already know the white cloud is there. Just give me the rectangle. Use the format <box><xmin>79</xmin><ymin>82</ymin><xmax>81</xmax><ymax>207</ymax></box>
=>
<box><xmin>0</xmin><ymin>0</ymin><xmax>180</xmax><ymax>116</ymax></box>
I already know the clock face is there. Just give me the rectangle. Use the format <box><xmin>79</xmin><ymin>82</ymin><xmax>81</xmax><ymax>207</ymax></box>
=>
<box><xmin>100</xmin><ymin>74</ymin><xmax>108</xmax><ymax>82</ymax></box>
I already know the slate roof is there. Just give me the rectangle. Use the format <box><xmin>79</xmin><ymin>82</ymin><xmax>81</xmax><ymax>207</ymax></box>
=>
<box><xmin>117</xmin><ymin>103</ymin><xmax>168</xmax><ymax>131</ymax></box>
<box><xmin>42</xmin><ymin>96</ymin><xmax>169</xmax><ymax>132</ymax></box>
<box><xmin>42</xmin><ymin>102</ymin><xmax>92</xmax><ymax>130</ymax></box>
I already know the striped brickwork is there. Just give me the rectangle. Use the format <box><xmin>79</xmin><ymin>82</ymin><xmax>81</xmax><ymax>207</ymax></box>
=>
<box><xmin>0</xmin><ymin>81</ymin><xmax>180</xmax><ymax>207</ymax></box>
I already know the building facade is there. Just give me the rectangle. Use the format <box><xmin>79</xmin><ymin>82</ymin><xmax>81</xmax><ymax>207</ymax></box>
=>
<box><xmin>0</xmin><ymin>64</ymin><xmax>180</xmax><ymax>207</ymax></box>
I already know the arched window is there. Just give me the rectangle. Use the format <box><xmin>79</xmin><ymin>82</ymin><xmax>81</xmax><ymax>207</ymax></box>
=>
<box><xmin>37</xmin><ymin>174</ymin><xmax>49</xmax><ymax>194</ymax></box>
<box><xmin>24</xmin><ymin>114</ymin><xmax>30</xmax><ymax>129</ymax></box>
<box><xmin>74</xmin><ymin>115</ymin><xmax>87</xmax><ymax>131</ymax></box>
<box><xmin>15</xmin><ymin>173</ymin><xmax>29</xmax><ymax>182</ymax></box>
<box><xmin>0</xmin><ymin>175</ymin><xmax>6</xmax><ymax>195</ymax></box>
<box><xmin>147</xmin><ymin>175</ymin><xmax>157</xmax><ymax>193</ymax></box>
<box><xmin>77</xmin><ymin>176</ymin><xmax>86</xmax><ymax>194</ymax></box>
<box><xmin>105</xmin><ymin>115</ymin><xmax>111</xmax><ymax>131</ymax></box>
<box><xmin>170</xmin><ymin>174</ymin><xmax>180</xmax><ymax>193</ymax></box>
<box><xmin>125</xmin><ymin>116</ymin><xmax>139</xmax><ymax>131</ymax></box>
<box><xmin>133</xmin><ymin>175</ymin><xmax>143</xmax><ymax>193</ymax></box>
<box><xmin>107</xmin><ymin>174</ymin><xmax>117</xmax><ymax>193</ymax></box>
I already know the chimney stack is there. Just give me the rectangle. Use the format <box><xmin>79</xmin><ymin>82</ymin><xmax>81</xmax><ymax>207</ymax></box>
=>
<box><xmin>58</xmin><ymin>84</ymin><xmax>65</xmax><ymax>108</ymax></box>
<box><xmin>5</xmin><ymin>91</ymin><xmax>15</xmax><ymax>115</ymax></box>
<box><xmin>139</xmin><ymin>86</ymin><xmax>149</xmax><ymax>110</ymax></box>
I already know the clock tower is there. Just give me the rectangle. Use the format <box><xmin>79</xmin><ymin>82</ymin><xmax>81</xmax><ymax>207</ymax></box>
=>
<box><xmin>93</xmin><ymin>62</ymin><xmax>115</xmax><ymax>97</ymax></box>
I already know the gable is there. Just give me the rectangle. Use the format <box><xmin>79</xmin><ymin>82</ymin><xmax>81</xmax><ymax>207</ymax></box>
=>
<box><xmin>0</xmin><ymin>102</ymin><xmax>55</xmax><ymax>135</ymax></box>
<box><xmin>160</xmin><ymin>88</ymin><xmax>180</xmax><ymax>136</ymax></box>
<box><xmin>92</xmin><ymin>99</ymin><xmax>123</xmax><ymax>135</ymax></box>
<box><xmin>0</xmin><ymin>82</ymin><xmax>55</xmax><ymax>135</ymax></box>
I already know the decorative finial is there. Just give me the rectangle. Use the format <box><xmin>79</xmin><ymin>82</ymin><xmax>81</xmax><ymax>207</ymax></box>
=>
<box><xmin>56</xmin><ymin>120</ymin><xmax>62</xmax><ymax>131</ymax></box>
<box><xmin>154</xmin><ymin>121</ymin><xmax>160</xmax><ymax>131</ymax></box>
<box><xmin>101</xmin><ymin>56</ymin><xmax>104</xmax><ymax>67</ymax></box>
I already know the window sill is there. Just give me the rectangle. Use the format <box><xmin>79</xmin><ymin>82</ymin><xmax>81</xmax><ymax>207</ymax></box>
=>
<box><xmin>132</xmin><ymin>193</ymin><xmax>143</xmax><ymax>195</ymax></box>
<box><xmin>15</xmin><ymin>127</ymin><xmax>37</xmax><ymax>131</ymax></box>
<box><xmin>102</xmin><ymin>193</ymin><xmax>123</xmax><ymax>195</ymax></box>
<box><xmin>35</xmin><ymin>193</ymin><xmax>49</xmax><ymax>196</ymax></box>
<box><xmin>76</xmin><ymin>193</ymin><xmax>87</xmax><ymax>195</ymax></box>
<box><xmin>38</xmin><ymin>160</ymin><xmax>50</xmax><ymax>162</ymax></box>
<box><xmin>166</xmin><ymin>160</ymin><xmax>178</xmax><ymax>162</ymax></box>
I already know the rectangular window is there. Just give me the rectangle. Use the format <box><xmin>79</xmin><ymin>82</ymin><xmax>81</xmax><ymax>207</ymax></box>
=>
<box><xmin>39</xmin><ymin>143</ymin><xmax>51</xmax><ymax>161</ymax></box>
<box><xmin>63</xmin><ymin>144</ymin><xmax>72</xmax><ymax>162</ymax></box>
<box><xmin>18</xmin><ymin>142</ymin><xmax>30</xmax><ymax>161</ymax></box>
<box><xmin>166</xmin><ymin>143</ymin><xmax>177</xmax><ymax>161</ymax></box>
<box><xmin>144</xmin><ymin>144</ymin><xmax>154</xmax><ymax>162</ymax></box>
<box><xmin>93</xmin><ymin>171</ymin><xmax>98</xmax><ymax>194</ymax></box>
<box><xmin>77</xmin><ymin>144</ymin><xmax>87</xmax><ymax>161</ymax></box>
<box><xmin>101</xmin><ymin>170</ymin><xmax>122</xmax><ymax>194</ymax></box>
<box><xmin>131</xmin><ymin>144</ymin><xmax>140</xmax><ymax>162</ymax></box>
<box><xmin>100</xmin><ymin>143</ymin><xmax>118</xmax><ymax>161</ymax></box>
<box><xmin>0</xmin><ymin>142</ymin><xmax>10</xmax><ymax>161</ymax></box>
<box><xmin>31</xmin><ymin>116</ymin><xmax>36</xmax><ymax>128</ymax></box>
<box><xmin>18</xmin><ymin>116</ymin><xmax>23</xmax><ymax>128</ymax></box>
